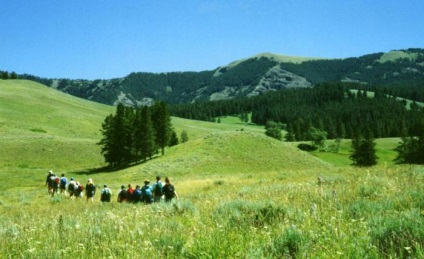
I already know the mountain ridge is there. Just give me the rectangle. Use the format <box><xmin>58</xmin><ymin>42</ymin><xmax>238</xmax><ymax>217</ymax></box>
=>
<box><xmin>12</xmin><ymin>48</ymin><xmax>424</xmax><ymax>106</ymax></box>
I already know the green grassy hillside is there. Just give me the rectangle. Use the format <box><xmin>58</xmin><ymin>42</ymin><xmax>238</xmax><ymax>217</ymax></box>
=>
<box><xmin>0</xmin><ymin>79</ymin><xmax>331</xmax><ymax>183</ymax></box>
<box><xmin>0</xmin><ymin>80</ymin><xmax>115</xmax><ymax>171</ymax></box>
<box><xmin>378</xmin><ymin>50</ymin><xmax>418</xmax><ymax>63</ymax></box>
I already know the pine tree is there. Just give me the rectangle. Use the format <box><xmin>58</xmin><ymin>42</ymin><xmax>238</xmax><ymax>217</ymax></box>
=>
<box><xmin>133</xmin><ymin>107</ymin><xmax>156</xmax><ymax>162</ymax></box>
<box><xmin>138</xmin><ymin>106</ymin><xmax>156</xmax><ymax>161</ymax></box>
<box><xmin>98</xmin><ymin>104</ymin><xmax>134</xmax><ymax>167</ymax></box>
<box><xmin>151</xmin><ymin>101</ymin><xmax>172</xmax><ymax>155</ymax></box>
<box><xmin>169</xmin><ymin>129</ymin><xmax>179</xmax><ymax>146</ymax></box>
<box><xmin>265</xmin><ymin>121</ymin><xmax>282</xmax><ymax>140</ymax></box>
<box><xmin>394</xmin><ymin>121</ymin><xmax>424</xmax><ymax>164</ymax></box>
<box><xmin>10</xmin><ymin>72</ymin><xmax>18</xmax><ymax>79</ymax></box>
<box><xmin>349</xmin><ymin>128</ymin><xmax>378</xmax><ymax>167</ymax></box>
<box><xmin>98</xmin><ymin>114</ymin><xmax>115</xmax><ymax>166</ymax></box>
<box><xmin>1</xmin><ymin>71</ymin><xmax>8</xmax><ymax>80</ymax></box>
<box><xmin>284</xmin><ymin>123</ymin><xmax>296</xmax><ymax>142</ymax></box>
<box><xmin>181</xmin><ymin>130</ymin><xmax>189</xmax><ymax>143</ymax></box>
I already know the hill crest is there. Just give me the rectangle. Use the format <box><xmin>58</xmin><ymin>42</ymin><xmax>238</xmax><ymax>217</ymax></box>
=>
<box><xmin>15</xmin><ymin>48</ymin><xmax>424</xmax><ymax>106</ymax></box>
<box><xmin>124</xmin><ymin>130</ymin><xmax>331</xmax><ymax>178</ymax></box>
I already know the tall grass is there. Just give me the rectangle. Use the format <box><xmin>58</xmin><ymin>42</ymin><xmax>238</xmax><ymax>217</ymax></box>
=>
<box><xmin>1</xmin><ymin>165</ymin><xmax>423</xmax><ymax>258</ymax></box>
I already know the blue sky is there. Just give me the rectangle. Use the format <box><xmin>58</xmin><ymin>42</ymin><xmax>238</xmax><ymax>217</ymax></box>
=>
<box><xmin>1</xmin><ymin>0</ymin><xmax>423</xmax><ymax>79</ymax></box>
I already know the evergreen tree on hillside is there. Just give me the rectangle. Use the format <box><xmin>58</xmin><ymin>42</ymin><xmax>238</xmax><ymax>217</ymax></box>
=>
<box><xmin>169</xmin><ymin>129</ymin><xmax>179</xmax><ymax>146</ymax></box>
<box><xmin>151</xmin><ymin>101</ymin><xmax>172</xmax><ymax>155</ymax></box>
<box><xmin>98</xmin><ymin>104</ymin><xmax>134</xmax><ymax>167</ymax></box>
<box><xmin>265</xmin><ymin>121</ymin><xmax>282</xmax><ymax>140</ymax></box>
<box><xmin>308</xmin><ymin>127</ymin><xmax>327</xmax><ymax>150</ymax></box>
<box><xmin>113</xmin><ymin>104</ymin><xmax>134</xmax><ymax>166</ymax></box>
<box><xmin>99</xmin><ymin>102</ymin><xmax>174</xmax><ymax>167</ymax></box>
<box><xmin>181</xmin><ymin>130</ymin><xmax>189</xmax><ymax>143</ymax></box>
<box><xmin>349</xmin><ymin>128</ymin><xmax>378</xmax><ymax>167</ymax></box>
<box><xmin>1</xmin><ymin>71</ymin><xmax>8</xmax><ymax>80</ymax></box>
<box><xmin>284</xmin><ymin>123</ymin><xmax>296</xmax><ymax>142</ymax></box>
<box><xmin>394</xmin><ymin>121</ymin><xmax>424</xmax><ymax>164</ymax></box>
<box><xmin>133</xmin><ymin>106</ymin><xmax>156</xmax><ymax>162</ymax></box>
<box><xmin>238</xmin><ymin>112</ymin><xmax>249</xmax><ymax>125</ymax></box>
<box><xmin>98</xmin><ymin>114</ymin><xmax>116</xmax><ymax>166</ymax></box>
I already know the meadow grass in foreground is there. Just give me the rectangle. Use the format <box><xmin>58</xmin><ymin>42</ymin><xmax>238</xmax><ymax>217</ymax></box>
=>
<box><xmin>1</xmin><ymin>165</ymin><xmax>423</xmax><ymax>258</ymax></box>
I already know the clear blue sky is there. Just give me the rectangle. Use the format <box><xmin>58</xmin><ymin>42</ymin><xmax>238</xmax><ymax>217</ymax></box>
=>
<box><xmin>1</xmin><ymin>0</ymin><xmax>423</xmax><ymax>79</ymax></box>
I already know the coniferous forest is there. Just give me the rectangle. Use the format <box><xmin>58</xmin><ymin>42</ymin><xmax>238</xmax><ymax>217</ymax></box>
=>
<box><xmin>171</xmin><ymin>82</ymin><xmax>424</xmax><ymax>139</ymax></box>
<box><xmin>170</xmin><ymin>82</ymin><xmax>424</xmax><ymax>165</ymax></box>
<box><xmin>98</xmin><ymin>101</ymin><xmax>174</xmax><ymax>168</ymax></box>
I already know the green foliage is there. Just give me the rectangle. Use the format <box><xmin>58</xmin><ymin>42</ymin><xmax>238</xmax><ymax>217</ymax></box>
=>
<box><xmin>10</xmin><ymin>71</ymin><xmax>18</xmax><ymax>79</ymax></box>
<box><xmin>1</xmin><ymin>71</ymin><xmax>9</xmax><ymax>80</ymax></box>
<box><xmin>297</xmin><ymin>143</ymin><xmax>317</xmax><ymax>152</ymax></box>
<box><xmin>307</xmin><ymin>127</ymin><xmax>327</xmax><ymax>149</ymax></box>
<box><xmin>394</xmin><ymin>121</ymin><xmax>424</xmax><ymax>164</ymax></box>
<box><xmin>134</xmin><ymin>106</ymin><xmax>156</xmax><ymax>161</ymax></box>
<box><xmin>370</xmin><ymin>210</ymin><xmax>424</xmax><ymax>258</ymax></box>
<box><xmin>350</xmin><ymin>128</ymin><xmax>378</xmax><ymax>167</ymax></box>
<box><xmin>215</xmin><ymin>201</ymin><xmax>286</xmax><ymax>228</ymax></box>
<box><xmin>266</xmin><ymin>228</ymin><xmax>305</xmax><ymax>258</ymax></box>
<box><xmin>172</xmin><ymin>82</ymin><xmax>424</xmax><ymax>141</ymax></box>
<box><xmin>169</xmin><ymin>129</ymin><xmax>179</xmax><ymax>147</ymax></box>
<box><xmin>151</xmin><ymin>101</ymin><xmax>173</xmax><ymax>155</ymax></box>
<box><xmin>98</xmin><ymin>102</ymin><xmax>173</xmax><ymax>167</ymax></box>
<box><xmin>180</xmin><ymin>130</ymin><xmax>189</xmax><ymax>143</ymax></box>
<box><xmin>265</xmin><ymin>120</ymin><xmax>282</xmax><ymax>140</ymax></box>
<box><xmin>238</xmin><ymin>112</ymin><xmax>249</xmax><ymax>124</ymax></box>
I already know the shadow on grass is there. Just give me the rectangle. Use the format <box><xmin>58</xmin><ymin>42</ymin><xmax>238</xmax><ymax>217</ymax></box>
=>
<box><xmin>69</xmin><ymin>156</ymin><xmax>160</xmax><ymax>175</ymax></box>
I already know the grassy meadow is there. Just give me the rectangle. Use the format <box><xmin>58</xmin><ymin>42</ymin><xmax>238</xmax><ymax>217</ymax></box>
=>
<box><xmin>0</xmin><ymin>80</ymin><xmax>423</xmax><ymax>258</ymax></box>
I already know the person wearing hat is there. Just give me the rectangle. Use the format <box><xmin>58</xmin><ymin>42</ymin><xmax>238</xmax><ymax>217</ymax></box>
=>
<box><xmin>85</xmin><ymin>178</ymin><xmax>96</xmax><ymax>203</ymax></box>
<box><xmin>152</xmin><ymin>175</ymin><xmax>164</xmax><ymax>203</ymax></box>
<box><xmin>68</xmin><ymin>177</ymin><xmax>76</xmax><ymax>199</ymax></box>
<box><xmin>100</xmin><ymin>184</ymin><xmax>112</xmax><ymax>202</ymax></box>
<box><xmin>117</xmin><ymin>185</ymin><xmax>127</xmax><ymax>203</ymax></box>
<box><xmin>141</xmin><ymin>180</ymin><xmax>153</xmax><ymax>204</ymax></box>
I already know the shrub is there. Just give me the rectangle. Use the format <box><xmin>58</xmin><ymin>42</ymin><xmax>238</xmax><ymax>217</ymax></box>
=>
<box><xmin>215</xmin><ymin>201</ymin><xmax>286</xmax><ymax>228</ymax></box>
<box><xmin>266</xmin><ymin>227</ymin><xmax>305</xmax><ymax>258</ymax></box>
<box><xmin>297</xmin><ymin>143</ymin><xmax>317</xmax><ymax>152</ymax></box>
<box><xmin>370</xmin><ymin>210</ymin><xmax>424</xmax><ymax>258</ymax></box>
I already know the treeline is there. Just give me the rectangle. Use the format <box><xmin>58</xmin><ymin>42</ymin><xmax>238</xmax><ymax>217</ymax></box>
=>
<box><xmin>170</xmin><ymin>82</ymin><xmax>424</xmax><ymax>141</ymax></box>
<box><xmin>98</xmin><ymin>102</ymin><xmax>177</xmax><ymax>168</ymax></box>
<box><xmin>0</xmin><ymin>70</ymin><xmax>18</xmax><ymax>80</ymax></box>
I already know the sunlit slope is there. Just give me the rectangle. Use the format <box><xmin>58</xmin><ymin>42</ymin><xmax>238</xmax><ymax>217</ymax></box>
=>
<box><xmin>0</xmin><ymin>80</ymin><xmax>115</xmax><ymax>170</ymax></box>
<box><xmin>119</xmin><ymin>131</ymin><xmax>332</xmax><ymax>181</ymax></box>
<box><xmin>0</xmin><ymin>80</ymin><xmax>114</xmax><ymax>137</ymax></box>
<box><xmin>0</xmin><ymin>80</ymin><xmax>330</xmax><ymax>178</ymax></box>
<box><xmin>171</xmin><ymin>116</ymin><xmax>265</xmax><ymax>141</ymax></box>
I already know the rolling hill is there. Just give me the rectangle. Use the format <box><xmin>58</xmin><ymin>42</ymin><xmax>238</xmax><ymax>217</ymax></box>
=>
<box><xmin>1</xmin><ymin>79</ymin><xmax>330</xmax><ymax>177</ymax></box>
<box><xmin>0</xmin><ymin>80</ymin><xmax>114</xmax><ymax>171</ymax></box>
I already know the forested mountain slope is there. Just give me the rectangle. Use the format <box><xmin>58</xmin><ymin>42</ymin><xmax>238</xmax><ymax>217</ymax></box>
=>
<box><xmin>13</xmin><ymin>48</ymin><xmax>424</xmax><ymax>106</ymax></box>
